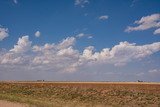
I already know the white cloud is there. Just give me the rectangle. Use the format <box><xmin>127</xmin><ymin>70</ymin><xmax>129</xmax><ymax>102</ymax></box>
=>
<box><xmin>31</xmin><ymin>37</ymin><xmax>79</xmax><ymax>73</ymax></box>
<box><xmin>33</xmin><ymin>39</ymin><xmax>160</xmax><ymax>71</ymax></box>
<box><xmin>79</xmin><ymin>41</ymin><xmax>160</xmax><ymax>67</ymax></box>
<box><xmin>148</xmin><ymin>69</ymin><xmax>160</xmax><ymax>73</ymax></box>
<box><xmin>88</xmin><ymin>36</ymin><xmax>93</xmax><ymax>39</ymax></box>
<box><xmin>108</xmin><ymin>41</ymin><xmax>160</xmax><ymax>66</ymax></box>
<box><xmin>35</xmin><ymin>31</ymin><xmax>41</xmax><ymax>37</ymax></box>
<box><xmin>57</xmin><ymin>37</ymin><xmax>76</xmax><ymax>49</ymax></box>
<box><xmin>82</xmin><ymin>46</ymin><xmax>95</xmax><ymax>60</ymax></box>
<box><xmin>0</xmin><ymin>27</ymin><xmax>9</xmax><ymax>41</ymax></box>
<box><xmin>154</xmin><ymin>28</ymin><xmax>160</xmax><ymax>35</ymax></box>
<box><xmin>125</xmin><ymin>13</ymin><xmax>160</xmax><ymax>34</ymax></box>
<box><xmin>76</xmin><ymin>33</ymin><xmax>93</xmax><ymax>39</ymax></box>
<box><xmin>57</xmin><ymin>46</ymin><xmax>79</xmax><ymax>57</ymax></box>
<box><xmin>0</xmin><ymin>35</ymin><xmax>160</xmax><ymax>73</ymax></box>
<box><xmin>75</xmin><ymin>0</ymin><xmax>89</xmax><ymax>7</ymax></box>
<box><xmin>32</xmin><ymin>43</ymin><xmax>55</xmax><ymax>52</ymax></box>
<box><xmin>13</xmin><ymin>0</ymin><xmax>18</xmax><ymax>4</ymax></box>
<box><xmin>76</xmin><ymin>33</ymin><xmax>85</xmax><ymax>38</ymax></box>
<box><xmin>99</xmin><ymin>15</ymin><xmax>109</xmax><ymax>20</ymax></box>
<box><xmin>1</xmin><ymin>53</ymin><xmax>25</xmax><ymax>64</ymax></box>
<box><xmin>10</xmin><ymin>36</ymin><xmax>32</xmax><ymax>53</ymax></box>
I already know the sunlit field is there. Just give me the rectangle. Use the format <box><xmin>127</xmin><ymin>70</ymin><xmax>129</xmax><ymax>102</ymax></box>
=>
<box><xmin>0</xmin><ymin>81</ymin><xmax>160</xmax><ymax>107</ymax></box>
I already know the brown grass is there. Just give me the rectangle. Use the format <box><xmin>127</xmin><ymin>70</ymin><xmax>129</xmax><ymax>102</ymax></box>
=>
<box><xmin>0</xmin><ymin>81</ymin><xmax>160</xmax><ymax>107</ymax></box>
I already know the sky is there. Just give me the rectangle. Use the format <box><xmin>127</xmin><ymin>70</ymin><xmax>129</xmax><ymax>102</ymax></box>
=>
<box><xmin>0</xmin><ymin>0</ymin><xmax>160</xmax><ymax>81</ymax></box>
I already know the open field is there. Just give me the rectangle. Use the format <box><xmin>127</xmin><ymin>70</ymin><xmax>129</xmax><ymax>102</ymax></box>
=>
<box><xmin>0</xmin><ymin>81</ymin><xmax>160</xmax><ymax>107</ymax></box>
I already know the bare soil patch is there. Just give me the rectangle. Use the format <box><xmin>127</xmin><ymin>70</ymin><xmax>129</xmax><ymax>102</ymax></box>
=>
<box><xmin>0</xmin><ymin>100</ymin><xmax>29</xmax><ymax>107</ymax></box>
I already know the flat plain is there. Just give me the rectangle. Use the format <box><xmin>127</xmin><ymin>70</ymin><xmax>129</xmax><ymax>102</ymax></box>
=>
<box><xmin>0</xmin><ymin>81</ymin><xmax>160</xmax><ymax>107</ymax></box>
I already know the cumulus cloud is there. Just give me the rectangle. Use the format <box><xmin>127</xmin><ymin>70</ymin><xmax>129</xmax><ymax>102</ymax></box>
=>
<box><xmin>0</xmin><ymin>27</ymin><xmax>9</xmax><ymax>41</ymax></box>
<box><xmin>80</xmin><ymin>41</ymin><xmax>160</xmax><ymax>66</ymax></box>
<box><xmin>99</xmin><ymin>15</ymin><xmax>109</xmax><ymax>20</ymax></box>
<box><xmin>75</xmin><ymin>0</ymin><xmax>89</xmax><ymax>7</ymax></box>
<box><xmin>154</xmin><ymin>28</ymin><xmax>160</xmax><ymax>35</ymax></box>
<box><xmin>125</xmin><ymin>13</ymin><xmax>160</xmax><ymax>34</ymax></box>
<box><xmin>1</xmin><ymin>53</ymin><xmax>25</xmax><ymax>64</ymax></box>
<box><xmin>57</xmin><ymin>37</ymin><xmax>76</xmax><ymax>49</ymax></box>
<box><xmin>0</xmin><ymin>35</ymin><xmax>160</xmax><ymax>73</ymax></box>
<box><xmin>35</xmin><ymin>31</ymin><xmax>41</xmax><ymax>37</ymax></box>
<box><xmin>31</xmin><ymin>37</ymin><xmax>79</xmax><ymax>72</ymax></box>
<box><xmin>108</xmin><ymin>41</ymin><xmax>160</xmax><ymax>66</ymax></box>
<box><xmin>10</xmin><ymin>36</ymin><xmax>32</xmax><ymax>53</ymax></box>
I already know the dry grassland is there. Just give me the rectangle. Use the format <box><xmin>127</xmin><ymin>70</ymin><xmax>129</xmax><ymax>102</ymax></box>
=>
<box><xmin>0</xmin><ymin>81</ymin><xmax>160</xmax><ymax>107</ymax></box>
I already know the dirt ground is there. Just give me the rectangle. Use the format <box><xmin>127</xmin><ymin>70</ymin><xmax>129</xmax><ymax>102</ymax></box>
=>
<box><xmin>0</xmin><ymin>100</ymin><xmax>29</xmax><ymax>107</ymax></box>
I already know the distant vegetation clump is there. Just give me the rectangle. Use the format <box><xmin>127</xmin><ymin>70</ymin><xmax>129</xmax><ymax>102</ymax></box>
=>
<box><xmin>36</xmin><ymin>80</ymin><xmax>45</xmax><ymax>82</ymax></box>
<box><xmin>137</xmin><ymin>80</ymin><xmax>143</xmax><ymax>82</ymax></box>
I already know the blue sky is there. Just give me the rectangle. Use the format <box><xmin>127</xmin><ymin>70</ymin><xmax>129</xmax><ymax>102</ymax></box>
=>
<box><xmin>0</xmin><ymin>0</ymin><xmax>160</xmax><ymax>81</ymax></box>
